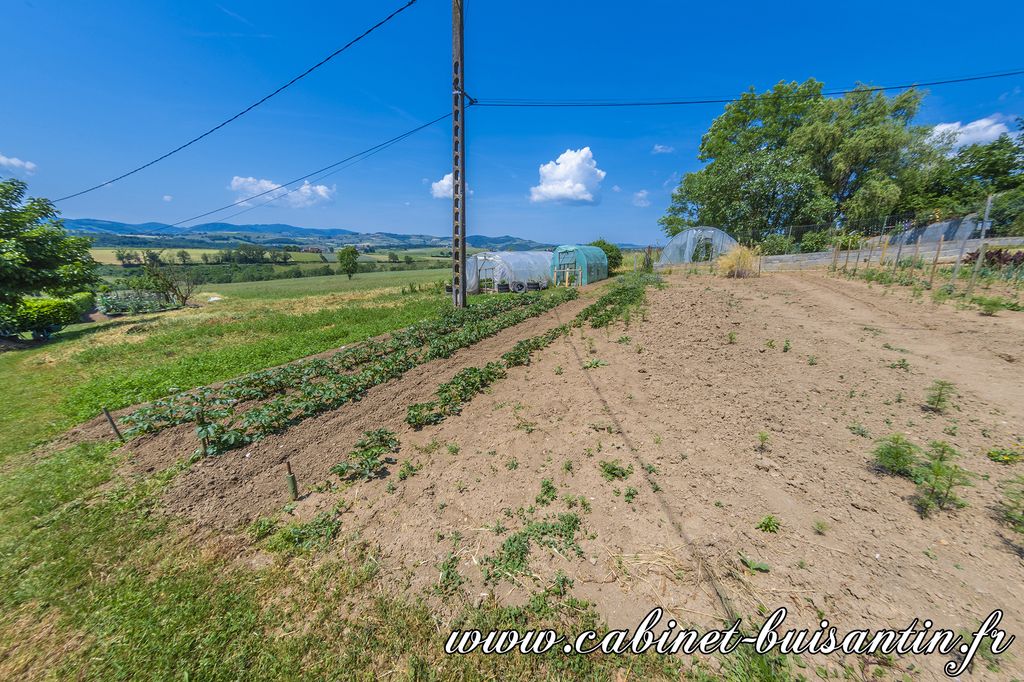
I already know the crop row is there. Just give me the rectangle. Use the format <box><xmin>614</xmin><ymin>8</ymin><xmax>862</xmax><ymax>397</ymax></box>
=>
<box><xmin>406</xmin><ymin>274</ymin><xmax>659</xmax><ymax>429</ymax></box>
<box><xmin>120</xmin><ymin>288</ymin><xmax>578</xmax><ymax>456</ymax></box>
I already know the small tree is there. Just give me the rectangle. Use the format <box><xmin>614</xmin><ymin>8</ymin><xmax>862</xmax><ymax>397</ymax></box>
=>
<box><xmin>175</xmin><ymin>249</ymin><xmax>192</xmax><ymax>265</ymax></box>
<box><xmin>337</xmin><ymin>246</ymin><xmax>359</xmax><ymax>280</ymax></box>
<box><xmin>589</xmin><ymin>238</ymin><xmax>623</xmax><ymax>271</ymax></box>
<box><xmin>387</xmin><ymin>251</ymin><xmax>400</xmax><ymax>263</ymax></box>
<box><xmin>143</xmin><ymin>263</ymin><xmax>199</xmax><ymax>306</ymax></box>
<box><xmin>0</xmin><ymin>179</ymin><xmax>98</xmax><ymax>308</ymax></box>
<box><xmin>403</xmin><ymin>254</ymin><xmax>414</xmax><ymax>265</ymax></box>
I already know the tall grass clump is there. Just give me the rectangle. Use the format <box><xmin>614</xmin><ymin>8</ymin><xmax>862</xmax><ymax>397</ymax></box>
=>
<box><xmin>718</xmin><ymin>245</ymin><xmax>757</xmax><ymax>278</ymax></box>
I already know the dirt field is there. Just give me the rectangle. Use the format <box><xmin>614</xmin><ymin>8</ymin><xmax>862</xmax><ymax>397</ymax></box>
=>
<box><xmin>83</xmin><ymin>271</ymin><xmax>1024</xmax><ymax>679</ymax></box>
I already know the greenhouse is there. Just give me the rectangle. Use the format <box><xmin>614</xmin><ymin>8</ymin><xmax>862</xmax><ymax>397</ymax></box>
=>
<box><xmin>466</xmin><ymin>251</ymin><xmax>554</xmax><ymax>294</ymax></box>
<box><xmin>657</xmin><ymin>226</ymin><xmax>737</xmax><ymax>266</ymax></box>
<box><xmin>551</xmin><ymin>245</ymin><xmax>609</xmax><ymax>286</ymax></box>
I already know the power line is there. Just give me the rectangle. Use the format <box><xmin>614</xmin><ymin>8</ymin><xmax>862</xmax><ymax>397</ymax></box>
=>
<box><xmin>143</xmin><ymin>111</ymin><xmax>451</xmax><ymax>233</ymax></box>
<box><xmin>54</xmin><ymin>0</ymin><xmax>421</xmax><ymax>203</ymax></box>
<box><xmin>474</xmin><ymin>68</ymin><xmax>1024</xmax><ymax>107</ymax></box>
<box><xmin>200</xmin><ymin>117</ymin><xmax>447</xmax><ymax>224</ymax></box>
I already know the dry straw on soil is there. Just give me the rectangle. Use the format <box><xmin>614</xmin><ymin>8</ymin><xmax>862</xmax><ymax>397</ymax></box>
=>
<box><xmin>717</xmin><ymin>245</ymin><xmax>757</xmax><ymax>278</ymax></box>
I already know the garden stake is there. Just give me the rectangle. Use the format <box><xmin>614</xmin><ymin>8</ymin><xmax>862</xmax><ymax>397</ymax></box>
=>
<box><xmin>928</xmin><ymin>236</ymin><xmax>944</xmax><ymax>289</ymax></box>
<box><xmin>102</xmin><ymin>407</ymin><xmax>124</xmax><ymax>442</ymax></box>
<box><xmin>286</xmin><ymin>461</ymin><xmax>299</xmax><ymax>501</ymax></box>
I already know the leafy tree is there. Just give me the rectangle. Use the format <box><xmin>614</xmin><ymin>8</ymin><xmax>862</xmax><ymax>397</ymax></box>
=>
<box><xmin>0</xmin><ymin>179</ymin><xmax>97</xmax><ymax>307</ymax></box>
<box><xmin>234</xmin><ymin>243</ymin><xmax>267</xmax><ymax>264</ymax></box>
<box><xmin>659</xmin><ymin>81</ymin><xmax>944</xmax><ymax>241</ymax></box>
<box><xmin>387</xmin><ymin>251</ymin><xmax>400</xmax><ymax>263</ymax></box>
<box><xmin>175</xmin><ymin>249</ymin><xmax>192</xmax><ymax>265</ymax></box>
<box><xmin>403</xmin><ymin>254</ymin><xmax>414</xmax><ymax>265</ymax></box>
<box><xmin>336</xmin><ymin>246</ymin><xmax>359</xmax><ymax>279</ymax></box>
<box><xmin>588</xmin><ymin>238</ymin><xmax>623</xmax><ymax>270</ymax></box>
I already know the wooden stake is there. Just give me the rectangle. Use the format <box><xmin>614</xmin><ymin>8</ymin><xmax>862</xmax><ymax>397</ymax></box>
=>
<box><xmin>878</xmin><ymin>238</ymin><xmax>888</xmax><ymax>268</ymax></box>
<box><xmin>928</xmin><ymin>236</ymin><xmax>944</xmax><ymax>289</ymax></box>
<box><xmin>910</xmin><ymin>238</ymin><xmax>921</xmax><ymax>272</ymax></box>
<box><xmin>285</xmin><ymin>460</ymin><xmax>299</xmax><ymax>501</ymax></box>
<box><xmin>102</xmin><ymin>407</ymin><xmax>124</xmax><ymax>442</ymax></box>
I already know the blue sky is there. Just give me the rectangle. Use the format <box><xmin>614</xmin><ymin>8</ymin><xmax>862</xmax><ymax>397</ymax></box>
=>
<box><xmin>2</xmin><ymin>0</ymin><xmax>1022</xmax><ymax>245</ymax></box>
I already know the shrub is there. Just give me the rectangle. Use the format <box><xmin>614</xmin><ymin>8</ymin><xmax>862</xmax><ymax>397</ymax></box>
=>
<box><xmin>588</xmin><ymin>238</ymin><xmax>623</xmax><ymax>271</ymax></box>
<box><xmin>1000</xmin><ymin>476</ymin><xmax>1024</xmax><ymax>535</ymax></box>
<box><xmin>717</xmin><ymin>245</ymin><xmax>757</xmax><ymax>278</ymax></box>
<box><xmin>799</xmin><ymin>230</ymin><xmax>831</xmax><ymax>253</ymax></box>
<box><xmin>69</xmin><ymin>291</ymin><xmax>95</xmax><ymax>316</ymax></box>
<box><xmin>758</xmin><ymin>234</ymin><xmax>795</xmax><ymax>256</ymax></box>
<box><xmin>913</xmin><ymin>441</ymin><xmax>973</xmax><ymax>515</ymax></box>
<box><xmin>873</xmin><ymin>434</ymin><xmax>920</xmax><ymax>477</ymax></box>
<box><xmin>923</xmin><ymin>380</ymin><xmax>956</xmax><ymax>413</ymax></box>
<box><xmin>3</xmin><ymin>297</ymin><xmax>80</xmax><ymax>340</ymax></box>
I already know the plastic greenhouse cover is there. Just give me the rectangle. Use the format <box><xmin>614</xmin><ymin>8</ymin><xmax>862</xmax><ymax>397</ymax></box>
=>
<box><xmin>466</xmin><ymin>251</ymin><xmax>555</xmax><ymax>293</ymax></box>
<box><xmin>657</xmin><ymin>227</ymin><xmax>737</xmax><ymax>265</ymax></box>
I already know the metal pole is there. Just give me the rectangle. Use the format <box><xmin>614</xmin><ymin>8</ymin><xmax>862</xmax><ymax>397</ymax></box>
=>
<box><xmin>102</xmin><ymin>406</ymin><xmax>124</xmax><ymax>442</ymax></box>
<box><xmin>450</xmin><ymin>0</ymin><xmax>467</xmax><ymax>307</ymax></box>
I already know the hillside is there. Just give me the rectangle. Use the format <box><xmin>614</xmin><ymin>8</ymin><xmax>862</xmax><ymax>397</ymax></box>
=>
<box><xmin>64</xmin><ymin>218</ymin><xmax>553</xmax><ymax>251</ymax></box>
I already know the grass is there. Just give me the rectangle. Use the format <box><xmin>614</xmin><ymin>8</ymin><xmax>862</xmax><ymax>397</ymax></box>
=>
<box><xmin>0</xmin><ymin>280</ymin><xmax>449</xmax><ymax>463</ymax></box>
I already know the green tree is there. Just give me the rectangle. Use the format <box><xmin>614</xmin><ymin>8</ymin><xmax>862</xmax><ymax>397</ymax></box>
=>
<box><xmin>403</xmin><ymin>254</ymin><xmax>414</xmax><ymax>265</ymax></box>
<box><xmin>337</xmin><ymin>246</ymin><xmax>359</xmax><ymax>279</ymax></box>
<box><xmin>0</xmin><ymin>179</ymin><xmax>97</xmax><ymax>308</ymax></box>
<box><xmin>588</xmin><ymin>238</ymin><xmax>623</xmax><ymax>270</ymax></box>
<box><xmin>660</xmin><ymin>81</ymin><xmax>936</xmax><ymax>241</ymax></box>
<box><xmin>387</xmin><ymin>251</ymin><xmax>400</xmax><ymax>263</ymax></box>
<box><xmin>175</xmin><ymin>249</ymin><xmax>192</xmax><ymax>265</ymax></box>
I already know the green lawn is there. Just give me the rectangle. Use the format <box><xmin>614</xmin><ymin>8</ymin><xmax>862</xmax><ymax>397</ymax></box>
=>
<box><xmin>0</xmin><ymin>275</ymin><xmax>449</xmax><ymax>462</ymax></box>
<box><xmin>204</xmin><ymin>268</ymin><xmax>447</xmax><ymax>300</ymax></box>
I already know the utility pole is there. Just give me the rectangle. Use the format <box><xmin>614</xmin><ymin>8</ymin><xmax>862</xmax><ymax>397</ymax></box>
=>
<box><xmin>450</xmin><ymin>0</ymin><xmax>467</xmax><ymax>307</ymax></box>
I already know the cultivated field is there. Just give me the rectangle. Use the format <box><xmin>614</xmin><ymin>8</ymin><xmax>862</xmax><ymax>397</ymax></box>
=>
<box><xmin>2</xmin><ymin>268</ymin><xmax>1022</xmax><ymax>680</ymax></box>
<box><xmin>89</xmin><ymin>247</ymin><xmax>327</xmax><ymax>265</ymax></box>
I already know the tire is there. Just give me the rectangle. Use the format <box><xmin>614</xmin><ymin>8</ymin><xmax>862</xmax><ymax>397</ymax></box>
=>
<box><xmin>510</xmin><ymin>281</ymin><xmax>527</xmax><ymax>294</ymax></box>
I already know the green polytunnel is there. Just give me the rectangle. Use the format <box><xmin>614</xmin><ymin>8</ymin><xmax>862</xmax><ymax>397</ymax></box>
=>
<box><xmin>551</xmin><ymin>245</ymin><xmax>609</xmax><ymax>286</ymax></box>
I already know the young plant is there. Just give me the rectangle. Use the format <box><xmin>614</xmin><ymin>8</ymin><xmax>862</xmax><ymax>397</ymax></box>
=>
<box><xmin>536</xmin><ymin>478</ymin><xmax>557</xmax><ymax>506</ymax></box>
<box><xmin>582</xmin><ymin>358</ymin><xmax>608</xmax><ymax>370</ymax></box>
<box><xmin>913</xmin><ymin>441</ymin><xmax>973</xmax><ymax>515</ymax></box>
<box><xmin>756</xmin><ymin>431</ymin><xmax>770</xmax><ymax>452</ymax></box>
<box><xmin>727</xmin><ymin>331</ymin><xmax>737</xmax><ymax>344</ymax></box>
<box><xmin>987</xmin><ymin>446</ymin><xmax>1023</xmax><ymax>465</ymax></box>
<box><xmin>756</xmin><ymin>515</ymin><xmax>781</xmax><ymax>533</ymax></box>
<box><xmin>923</xmin><ymin>380</ymin><xmax>956</xmax><ymax>413</ymax></box>
<box><xmin>999</xmin><ymin>475</ymin><xmax>1024</xmax><ymax>536</ymax></box>
<box><xmin>782</xmin><ymin>339</ymin><xmax>791</xmax><ymax>352</ymax></box>
<box><xmin>331</xmin><ymin>429</ymin><xmax>400</xmax><ymax>481</ymax></box>
<box><xmin>812</xmin><ymin>520</ymin><xmax>830</xmax><ymax>536</ymax></box>
<box><xmin>599</xmin><ymin>459</ymin><xmax>633</xmax><ymax>481</ymax></box>
<box><xmin>624</xmin><ymin>487</ymin><xmax>638</xmax><ymax>504</ymax></box>
<box><xmin>873</xmin><ymin>434</ymin><xmax>920</xmax><ymax>477</ymax></box>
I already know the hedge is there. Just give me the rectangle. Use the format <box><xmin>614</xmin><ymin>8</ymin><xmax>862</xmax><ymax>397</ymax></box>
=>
<box><xmin>0</xmin><ymin>296</ymin><xmax>85</xmax><ymax>340</ymax></box>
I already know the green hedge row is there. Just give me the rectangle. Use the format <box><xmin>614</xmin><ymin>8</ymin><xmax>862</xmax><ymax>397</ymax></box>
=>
<box><xmin>0</xmin><ymin>293</ymin><xmax>94</xmax><ymax>340</ymax></box>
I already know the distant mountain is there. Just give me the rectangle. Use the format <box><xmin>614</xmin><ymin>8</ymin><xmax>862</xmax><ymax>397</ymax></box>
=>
<box><xmin>64</xmin><ymin>218</ymin><xmax>554</xmax><ymax>251</ymax></box>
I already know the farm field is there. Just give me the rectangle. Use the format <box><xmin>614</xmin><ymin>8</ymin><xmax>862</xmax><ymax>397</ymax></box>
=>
<box><xmin>2</xmin><ymin>270</ymin><xmax>1022</xmax><ymax>679</ymax></box>
<box><xmin>89</xmin><ymin>247</ymin><xmax>327</xmax><ymax>264</ymax></box>
<box><xmin>0</xmin><ymin>270</ymin><xmax>449</xmax><ymax>461</ymax></box>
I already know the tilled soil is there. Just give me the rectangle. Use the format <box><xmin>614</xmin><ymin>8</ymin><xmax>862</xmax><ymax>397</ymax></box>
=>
<box><xmin>101</xmin><ymin>272</ymin><xmax>1023</xmax><ymax>678</ymax></box>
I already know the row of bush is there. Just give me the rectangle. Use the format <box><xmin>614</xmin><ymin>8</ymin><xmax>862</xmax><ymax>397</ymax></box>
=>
<box><xmin>0</xmin><ymin>293</ymin><xmax>94</xmax><ymax>340</ymax></box>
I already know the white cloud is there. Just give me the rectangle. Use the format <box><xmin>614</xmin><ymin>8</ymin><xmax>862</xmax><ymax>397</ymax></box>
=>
<box><xmin>930</xmin><ymin>115</ymin><xmax>1012</xmax><ymax>148</ymax></box>
<box><xmin>431</xmin><ymin>173</ymin><xmax>454</xmax><ymax>199</ymax></box>
<box><xmin>162</xmin><ymin>194</ymin><xmax>174</xmax><ymax>202</ymax></box>
<box><xmin>611</xmin><ymin>185</ymin><xmax>622</xmax><ymax>193</ymax></box>
<box><xmin>632</xmin><ymin>190</ymin><xmax>651</xmax><ymax>207</ymax></box>
<box><xmin>0</xmin><ymin>152</ymin><xmax>37</xmax><ymax>175</ymax></box>
<box><xmin>651</xmin><ymin>144</ymin><xmax>675</xmax><ymax>154</ymax></box>
<box><xmin>429</xmin><ymin>172</ymin><xmax>473</xmax><ymax>199</ymax></box>
<box><xmin>229</xmin><ymin>176</ymin><xmax>334</xmax><ymax>208</ymax></box>
<box><xmin>529</xmin><ymin>147</ymin><xmax>606</xmax><ymax>204</ymax></box>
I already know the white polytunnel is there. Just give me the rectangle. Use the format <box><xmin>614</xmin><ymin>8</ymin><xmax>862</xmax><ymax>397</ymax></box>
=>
<box><xmin>466</xmin><ymin>251</ymin><xmax>555</xmax><ymax>294</ymax></box>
